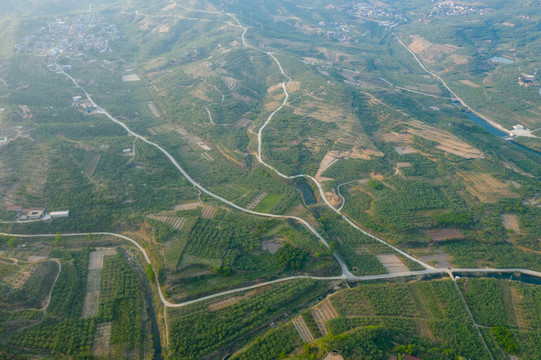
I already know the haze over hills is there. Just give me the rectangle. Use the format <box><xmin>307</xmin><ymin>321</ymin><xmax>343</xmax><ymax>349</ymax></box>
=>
<box><xmin>0</xmin><ymin>0</ymin><xmax>540</xmax><ymax>359</ymax></box>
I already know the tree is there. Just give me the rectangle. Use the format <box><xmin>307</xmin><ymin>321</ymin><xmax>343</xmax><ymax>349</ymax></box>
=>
<box><xmin>276</xmin><ymin>244</ymin><xmax>310</xmax><ymax>271</ymax></box>
<box><xmin>7</xmin><ymin>237</ymin><xmax>18</xmax><ymax>249</ymax></box>
<box><xmin>54</xmin><ymin>233</ymin><xmax>63</xmax><ymax>247</ymax></box>
<box><xmin>146</xmin><ymin>264</ymin><xmax>155</xmax><ymax>283</ymax></box>
<box><xmin>87</xmin><ymin>233</ymin><xmax>93</xmax><ymax>249</ymax></box>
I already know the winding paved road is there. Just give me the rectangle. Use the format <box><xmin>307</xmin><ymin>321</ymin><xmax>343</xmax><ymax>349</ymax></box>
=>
<box><xmin>2</xmin><ymin>232</ymin><xmax>540</xmax><ymax>309</ymax></box>
<box><xmin>27</xmin><ymin>9</ymin><xmax>537</xmax><ymax>309</ymax></box>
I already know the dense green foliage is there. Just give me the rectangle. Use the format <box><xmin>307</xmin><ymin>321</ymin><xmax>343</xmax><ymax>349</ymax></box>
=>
<box><xmin>276</xmin><ymin>243</ymin><xmax>310</xmax><ymax>271</ymax></box>
<box><xmin>99</xmin><ymin>255</ymin><xmax>147</xmax><ymax>352</ymax></box>
<box><xmin>48</xmin><ymin>250</ymin><xmax>90</xmax><ymax>317</ymax></box>
<box><xmin>492</xmin><ymin>326</ymin><xmax>518</xmax><ymax>354</ymax></box>
<box><xmin>168</xmin><ymin>279</ymin><xmax>325</xmax><ymax>359</ymax></box>
<box><xmin>231</xmin><ymin>324</ymin><xmax>299</xmax><ymax>360</ymax></box>
<box><xmin>9</xmin><ymin>318</ymin><xmax>95</xmax><ymax>357</ymax></box>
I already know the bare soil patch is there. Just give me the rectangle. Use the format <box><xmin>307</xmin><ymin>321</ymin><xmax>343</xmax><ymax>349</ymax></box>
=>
<box><xmin>262</xmin><ymin>238</ymin><xmax>283</xmax><ymax>254</ymax></box>
<box><xmin>315</xmin><ymin>152</ymin><xmax>339</xmax><ymax>181</ymax></box>
<box><xmin>424</xmin><ymin>228</ymin><xmax>464</xmax><ymax>242</ymax></box>
<box><xmin>394</xmin><ymin>146</ymin><xmax>417</xmax><ymax>155</ymax></box>
<box><xmin>380</xmin><ymin>131</ymin><xmax>413</xmax><ymax>143</ymax></box>
<box><xmin>148</xmin><ymin>102</ymin><xmax>160</xmax><ymax>118</ymax></box>
<box><xmin>458</xmin><ymin>172</ymin><xmax>518</xmax><ymax>203</ymax></box>
<box><xmin>376</xmin><ymin>254</ymin><xmax>409</xmax><ymax>274</ymax></box>
<box><xmin>174</xmin><ymin>202</ymin><xmax>200</xmax><ymax>211</ymax></box>
<box><xmin>396</xmin><ymin>162</ymin><xmax>412</xmax><ymax>169</ymax></box>
<box><xmin>92</xmin><ymin>322</ymin><xmax>112</xmax><ymax>357</ymax></box>
<box><xmin>265</xmin><ymin>100</ymin><xmax>281</xmax><ymax>112</ymax></box>
<box><xmin>502</xmin><ymin>213</ymin><xmax>520</xmax><ymax>234</ymax></box>
<box><xmin>286</xmin><ymin>81</ymin><xmax>301</xmax><ymax>93</ymax></box>
<box><xmin>419</xmin><ymin>252</ymin><xmax>452</xmax><ymax>269</ymax></box>
<box><xmin>408</xmin><ymin>120</ymin><xmax>483</xmax><ymax>159</ymax></box>
<box><xmin>148</xmin><ymin>124</ymin><xmax>176</xmax><ymax>135</ymax></box>
<box><xmin>460</xmin><ymin>79</ymin><xmax>481</xmax><ymax>88</ymax></box>
<box><xmin>408</xmin><ymin>35</ymin><xmax>459</xmax><ymax>63</ymax></box>
<box><xmin>190</xmin><ymin>86</ymin><xmax>213</xmax><ymax>102</ymax></box>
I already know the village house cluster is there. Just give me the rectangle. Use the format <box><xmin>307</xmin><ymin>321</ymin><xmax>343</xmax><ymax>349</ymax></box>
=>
<box><xmin>518</xmin><ymin>73</ymin><xmax>540</xmax><ymax>88</ymax></box>
<box><xmin>332</xmin><ymin>2</ymin><xmax>406</xmax><ymax>22</ymax></box>
<box><xmin>16</xmin><ymin>13</ymin><xmax>120</xmax><ymax>74</ymax></box>
<box><xmin>429</xmin><ymin>2</ymin><xmax>493</xmax><ymax>17</ymax></box>
<box><xmin>22</xmin><ymin>14</ymin><xmax>119</xmax><ymax>57</ymax></box>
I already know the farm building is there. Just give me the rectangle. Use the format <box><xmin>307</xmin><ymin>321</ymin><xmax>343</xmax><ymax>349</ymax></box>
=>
<box><xmin>7</xmin><ymin>206</ymin><xmax>22</xmax><ymax>214</ymax></box>
<box><xmin>122</xmin><ymin>148</ymin><xmax>132</xmax><ymax>154</ymax></box>
<box><xmin>20</xmin><ymin>208</ymin><xmax>46</xmax><ymax>220</ymax></box>
<box><xmin>50</xmin><ymin>210</ymin><xmax>70</xmax><ymax>218</ymax></box>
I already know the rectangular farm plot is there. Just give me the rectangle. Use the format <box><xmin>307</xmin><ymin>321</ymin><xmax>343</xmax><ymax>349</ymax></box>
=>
<box><xmin>201</xmin><ymin>206</ymin><xmax>216</xmax><ymax>219</ymax></box>
<box><xmin>458</xmin><ymin>172</ymin><xmax>518</xmax><ymax>203</ymax></box>
<box><xmin>292</xmin><ymin>316</ymin><xmax>314</xmax><ymax>343</ymax></box>
<box><xmin>376</xmin><ymin>254</ymin><xmax>409</xmax><ymax>274</ymax></box>
<box><xmin>424</xmin><ymin>228</ymin><xmax>464</xmax><ymax>242</ymax></box>
<box><xmin>82</xmin><ymin>248</ymin><xmax>116</xmax><ymax>318</ymax></box>
<box><xmin>92</xmin><ymin>322</ymin><xmax>112</xmax><ymax>357</ymax></box>
<box><xmin>310</xmin><ymin>300</ymin><xmax>338</xmax><ymax>336</ymax></box>
<box><xmin>174</xmin><ymin>202</ymin><xmax>200</xmax><ymax>211</ymax></box>
<box><xmin>147</xmin><ymin>214</ymin><xmax>187</xmax><ymax>230</ymax></box>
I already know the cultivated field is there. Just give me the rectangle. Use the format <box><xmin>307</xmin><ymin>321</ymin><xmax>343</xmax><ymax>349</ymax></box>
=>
<box><xmin>459</xmin><ymin>79</ymin><xmax>481</xmax><ymax>88</ymax></box>
<box><xmin>311</xmin><ymin>300</ymin><xmax>338</xmax><ymax>336</ymax></box>
<box><xmin>148</xmin><ymin>214</ymin><xmax>187</xmax><ymax>230</ymax></box>
<box><xmin>92</xmin><ymin>322</ymin><xmax>112</xmax><ymax>357</ymax></box>
<box><xmin>82</xmin><ymin>248</ymin><xmax>116</xmax><ymax>318</ymax></box>
<box><xmin>148</xmin><ymin>102</ymin><xmax>160</xmax><ymax>118</ymax></box>
<box><xmin>458</xmin><ymin>172</ymin><xmax>518</xmax><ymax>203</ymax></box>
<box><xmin>201</xmin><ymin>206</ymin><xmax>216</xmax><ymax>219</ymax></box>
<box><xmin>408</xmin><ymin>121</ymin><xmax>484</xmax><ymax>159</ymax></box>
<box><xmin>174</xmin><ymin>202</ymin><xmax>200</xmax><ymax>211</ymax></box>
<box><xmin>424</xmin><ymin>228</ymin><xmax>464</xmax><ymax>242</ymax></box>
<box><xmin>408</xmin><ymin>34</ymin><xmax>460</xmax><ymax>63</ymax></box>
<box><xmin>292</xmin><ymin>316</ymin><xmax>314</xmax><ymax>343</ymax></box>
<box><xmin>376</xmin><ymin>254</ymin><xmax>409</xmax><ymax>274</ymax></box>
<box><xmin>246</xmin><ymin>192</ymin><xmax>267</xmax><ymax>210</ymax></box>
